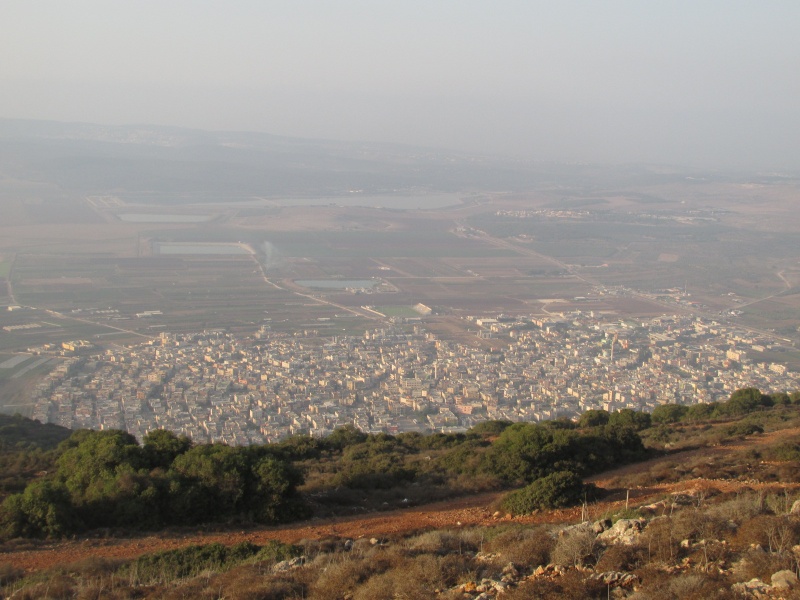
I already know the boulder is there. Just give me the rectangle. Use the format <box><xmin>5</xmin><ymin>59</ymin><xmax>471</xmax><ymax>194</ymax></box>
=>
<box><xmin>771</xmin><ymin>569</ymin><xmax>799</xmax><ymax>590</ymax></box>
<box><xmin>272</xmin><ymin>557</ymin><xmax>305</xmax><ymax>573</ymax></box>
<box><xmin>557</xmin><ymin>521</ymin><xmax>595</xmax><ymax>538</ymax></box>
<box><xmin>732</xmin><ymin>578</ymin><xmax>772</xmax><ymax>599</ymax></box>
<box><xmin>592</xmin><ymin>519</ymin><xmax>612</xmax><ymax>534</ymax></box>
<box><xmin>501</xmin><ymin>562</ymin><xmax>521</xmax><ymax>580</ymax></box>
<box><xmin>597</xmin><ymin>518</ymin><xmax>647</xmax><ymax>545</ymax></box>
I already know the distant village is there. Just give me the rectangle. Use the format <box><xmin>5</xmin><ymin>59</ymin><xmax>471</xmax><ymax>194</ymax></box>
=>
<box><xmin>29</xmin><ymin>312</ymin><xmax>799</xmax><ymax>445</ymax></box>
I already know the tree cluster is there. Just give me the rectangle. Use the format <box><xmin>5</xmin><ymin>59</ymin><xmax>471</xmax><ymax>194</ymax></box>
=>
<box><xmin>3</xmin><ymin>387</ymin><xmax>789</xmax><ymax>539</ymax></box>
<box><xmin>0</xmin><ymin>429</ymin><xmax>306</xmax><ymax>538</ymax></box>
<box><xmin>651</xmin><ymin>387</ymin><xmax>799</xmax><ymax>424</ymax></box>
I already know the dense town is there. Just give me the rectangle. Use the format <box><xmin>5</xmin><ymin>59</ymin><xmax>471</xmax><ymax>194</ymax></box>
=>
<box><xmin>28</xmin><ymin>312</ymin><xmax>799</xmax><ymax>445</ymax></box>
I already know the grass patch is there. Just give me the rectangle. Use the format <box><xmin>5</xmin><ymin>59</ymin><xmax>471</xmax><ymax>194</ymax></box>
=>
<box><xmin>120</xmin><ymin>540</ymin><xmax>302</xmax><ymax>585</ymax></box>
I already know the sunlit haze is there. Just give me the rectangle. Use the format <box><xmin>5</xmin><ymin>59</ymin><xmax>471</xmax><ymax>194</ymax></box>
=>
<box><xmin>2</xmin><ymin>1</ymin><xmax>799</xmax><ymax>168</ymax></box>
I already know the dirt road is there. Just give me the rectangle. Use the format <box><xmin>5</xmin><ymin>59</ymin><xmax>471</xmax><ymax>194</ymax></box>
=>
<box><xmin>3</xmin><ymin>428</ymin><xmax>798</xmax><ymax>573</ymax></box>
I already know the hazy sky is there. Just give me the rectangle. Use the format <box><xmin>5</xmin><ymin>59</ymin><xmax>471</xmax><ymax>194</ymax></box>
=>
<box><xmin>2</xmin><ymin>1</ymin><xmax>799</xmax><ymax>169</ymax></box>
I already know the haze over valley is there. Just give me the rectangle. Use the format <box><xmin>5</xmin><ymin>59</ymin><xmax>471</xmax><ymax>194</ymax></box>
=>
<box><xmin>0</xmin><ymin>119</ymin><xmax>798</xmax><ymax>440</ymax></box>
<box><xmin>4</xmin><ymin>4</ymin><xmax>800</xmax><ymax>597</ymax></box>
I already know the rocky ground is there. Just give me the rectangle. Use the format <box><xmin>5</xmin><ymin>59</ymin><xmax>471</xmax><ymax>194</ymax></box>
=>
<box><xmin>3</xmin><ymin>427</ymin><xmax>799</xmax><ymax>578</ymax></box>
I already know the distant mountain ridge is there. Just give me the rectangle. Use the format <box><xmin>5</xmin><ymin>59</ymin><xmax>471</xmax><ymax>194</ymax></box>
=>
<box><xmin>0</xmin><ymin>118</ymin><xmax>732</xmax><ymax>198</ymax></box>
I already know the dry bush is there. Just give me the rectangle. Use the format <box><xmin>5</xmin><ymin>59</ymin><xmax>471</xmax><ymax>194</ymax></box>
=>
<box><xmin>671</xmin><ymin>509</ymin><xmax>730</xmax><ymax>545</ymax></box>
<box><xmin>0</xmin><ymin>562</ymin><xmax>23</xmax><ymax>586</ymax></box>
<box><xmin>754</xmin><ymin>462</ymin><xmax>800</xmax><ymax>483</ymax></box>
<box><xmin>0</xmin><ymin>538</ymin><xmax>47</xmax><ymax>553</ymax></box>
<box><xmin>684</xmin><ymin>539</ymin><xmax>731</xmax><ymax>571</ymax></box>
<box><xmin>648</xmin><ymin>463</ymin><xmax>680</xmax><ymax>484</ymax></box>
<box><xmin>484</xmin><ymin>526</ymin><xmax>555</xmax><ymax>568</ymax></box>
<box><xmin>349</xmin><ymin>554</ymin><xmax>473</xmax><ymax>600</ymax></box>
<box><xmin>630</xmin><ymin>572</ymin><xmax>737</xmax><ymax>600</ymax></box>
<box><xmin>75</xmin><ymin>582</ymin><xmax>139</xmax><ymax>600</ymax></box>
<box><xmin>158</xmin><ymin>567</ymin><xmax>313</xmax><ymax>600</ymax></box>
<box><xmin>595</xmin><ymin>543</ymin><xmax>647</xmax><ymax>572</ymax></box>
<box><xmin>12</xmin><ymin>574</ymin><xmax>75</xmax><ymax>600</ymax></box>
<box><xmin>764</xmin><ymin>489</ymin><xmax>799</xmax><ymax>515</ymax></box>
<box><xmin>503</xmin><ymin>569</ymin><xmax>606</xmax><ymax>599</ymax></box>
<box><xmin>733</xmin><ymin>548</ymin><xmax>794</xmax><ymax>583</ymax></box>
<box><xmin>309</xmin><ymin>552</ymin><xmax>397</xmax><ymax>600</ymax></box>
<box><xmin>455</xmin><ymin>526</ymin><xmax>495</xmax><ymax>554</ymax></box>
<box><xmin>63</xmin><ymin>556</ymin><xmax>123</xmax><ymax>578</ymax></box>
<box><xmin>706</xmin><ymin>492</ymin><xmax>765</xmax><ymax>525</ymax></box>
<box><xmin>159</xmin><ymin>574</ymin><xmax>220</xmax><ymax>600</ymax></box>
<box><xmin>406</xmin><ymin>530</ymin><xmax>471</xmax><ymax>555</ymax></box>
<box><xmin>732</xmin><ymin>514</ymin><xmax>800</xmax><ymax>552</ymax></box>
<box><xmin>10</xmin><ymin>559</ymin><xmax>312</xmax><ymax>600</ymax></box>
<box><xmin>640</xmin><ymin>517</ymin><xmax>679</xmax><ymax>564</ymax></box>
<box><xmin>614</xmin><ymin>471</ymin><xmax>654</xmax><ymax>488</ymax></box>
<box><xmin>211</xmin><ymin>566</ymin><xmax>311</xmax><ymax>600</ymax></box>
<box><xmin>346</xmin><ymin>573</ymin><xmax>396</xmax><ymax>600</ymax></box>
<box><xmin>299</xmin><ymin>536</ymin><xmax>347</xmax><ymax>559</ymax></box>
<box><xmin>550</xmin><ymin>529</ymin><xmax>600</xmax><ymax>568</ymax></box>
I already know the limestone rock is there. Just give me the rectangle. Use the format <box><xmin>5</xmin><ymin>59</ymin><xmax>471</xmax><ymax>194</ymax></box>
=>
<box><xmin>589</xmin><ymin>571</ymin><xmax>639</xmax><ymax>588</ymax></box>
<box><xmin>597</xmin><ymin>518</ymin><xmax>647</xmax><ymax>545</ymax></box>
<box><xmin>592</xmin><ymin>519</ymin><xmax>612</xmax><ymax>534</ymax></box>
<box><xmin>272</xmin><ymin>556</ymin><xmax>305</xmax><ymax>572</ymax></box>
<box><xmin>501</xmin><ymin>562</ymin><xmax>521</xmax><ymax>580</ymax></box>
<box><xmin>557</xmin><ymin>521</ymin><xmax>595</xmax><ymax>538</ymax></box>
<box><xmin>771</xmin><ymin>569</ymin><xmax>799</xmax><ymax>590</ymax></box>
<box><xmin>732</xmin><ymin>578</ymin><xmax>772</xmax><ymax>599</ymax></box>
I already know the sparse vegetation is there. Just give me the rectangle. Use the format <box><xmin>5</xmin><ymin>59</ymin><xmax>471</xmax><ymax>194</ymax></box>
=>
<box><xmin>3</xmin><ymin>390</ymin><xmax>800</xmax><ymax>598</ymax></box>
<box><xmin>3</xmin><ymin>388</ymin><xmax>800</xmax><ymax>540</ymax></box>
<box><xmin>7</xmin><ymin>485</ymin><xmax>800</xmax><ymax>599</ymax></box>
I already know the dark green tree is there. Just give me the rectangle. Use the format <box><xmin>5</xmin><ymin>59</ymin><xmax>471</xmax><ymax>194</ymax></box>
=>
<box><xmin>770</xmin><ymin>392</ymin><xmax>791</xmax><ymax>406</ymax></box>
<box><xmin>718</xmin><ymin>387</ymin><xmax>766</xmax><ymax>417</ymax></box>
<box><xmin>684</xmin><ymin>402</ymin><xmax>716</xmax><ymax>421</ymax></box>
<box><xmin>324</xmin><ymin>425</ymin><xmax>367</xmax><ymax>451</ymax></box>
<box><xmin>608</xmin><ymin>409</ymin><xmax>651</xmax><ymax>431</ymax></box>
<box><xmin>578</xmin><ymin>409</ymin><xmax>610</xmax><ymax>428</ymax></box>
<box><xmin>651</xmin><ymin>404</ymin><xmax>688</xmax><ymax>424</ymax></box>
<box><xmin>480</xmin><ymin>423</ymin><xmax>579</xmax><ymax>484</ymax></box>
<box><xmin>0</xmin><ymin>480</ymin><xmax>80</xmax><ymax>538</ymax></box>
<box><xmin>169</xmin><ymin>444</ymin><xmax>248</xmax><ymax>521</ymax></box>
<box><xmin>469</xmin><ymin>420</ymin><xmax>513</xmax><ymax>437</ymax></box>
<box><xmin>143</xmin><ymin>429</ymin><xmax>192</xmax><ymax>470</ymax></box>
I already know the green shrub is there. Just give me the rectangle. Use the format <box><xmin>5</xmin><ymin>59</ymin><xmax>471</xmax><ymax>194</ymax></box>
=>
<box><xmin>121</xmin><ymin>541</ymin><xmax>273</xmax><ymax>584</ymax></box>
<box><xmin>726</xmin><ymin>422</ymin><xmax>764</xmax><ymax>437</ymax></box>
<box><xmin>469</xmin><ymin>420</ymin><xmax>513</xmax><ymax>436</ymax></box>
<box><xmin>764</xmin><ymin>442</ymin><xmax>800</xmax><ymax>462</ymax></box>
<box><xmin>254</xmin><ymin>540</ymin><xmax>303</xmax><ymax>564</ymax></box>
<box><xmin>501</xmin><ymin>471</ymin><xmax>594</xmax><ymax>515</ymax></box>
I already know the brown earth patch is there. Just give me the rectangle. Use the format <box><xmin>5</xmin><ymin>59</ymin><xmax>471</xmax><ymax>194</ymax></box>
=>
<box><xmin>5</xmin><ymin>426</ymin><xmax>800</xmax><ymax>574</ymax></box>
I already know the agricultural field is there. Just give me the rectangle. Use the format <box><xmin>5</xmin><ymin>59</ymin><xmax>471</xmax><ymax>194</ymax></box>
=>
<box><xmin>3</xmin><ymin>179</ymin><xmax>800</xmax><ymax>354</ymax></box>
<box><xmin>2</xmin><ymin>127</ymin><xmax>800</xmax><ymax>415</ymax></box>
